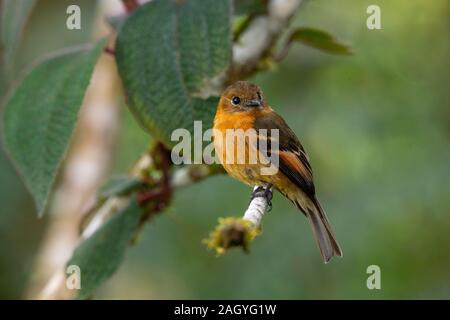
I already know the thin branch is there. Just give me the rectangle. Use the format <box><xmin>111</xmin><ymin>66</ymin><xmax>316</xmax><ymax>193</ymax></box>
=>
<box><xmin>243</xmin><ymin>186</ymin><xmax>273</xmax><ymax>227</ymax></box>
<box><xmin>204</xmin><ymin>185</ymin><xmax>273</xmax><ymax>254</ymax></box>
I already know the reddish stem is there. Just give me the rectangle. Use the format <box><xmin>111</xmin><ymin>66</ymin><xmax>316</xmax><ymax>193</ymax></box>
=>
<box><xmin>137</xmin><ymin>188</ymin><xmax>166</xmax><ymax>205</ymax></box>
<box><xmin>104</xmin><ymin>47</ymin><xmax>115</xmax><ymax>55</ymax></box>
<box><xmin>157</xmin><ymin>142</ymin><xmax>171</xmax><ymax>190</ymax></box>
<box><xmin>137</xmin><ymin>142</ymin><xmax>173</xmax><ymax>207</ymax></box>
<box><xmin>121</xmin><ymin>0</ymin><xmax>139</xmax><ymax>13</ymax></box>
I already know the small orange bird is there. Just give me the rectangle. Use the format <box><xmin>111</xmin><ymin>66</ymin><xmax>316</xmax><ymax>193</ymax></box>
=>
<box><xmin>213</xmin><ymin>81</ymin><xmax>342</xmax><ymax>263</ymax></box>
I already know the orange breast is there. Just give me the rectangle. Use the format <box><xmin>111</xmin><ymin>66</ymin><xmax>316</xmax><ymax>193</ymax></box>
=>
<box><xmin>213</xmin><ymin>107</ymin><xmax>277</xmax><ymax>186</ymax></box>
<box><xmin>214</xmin><ymin>111</ymin><xmax>253</xmax><ymax>167</ymax></box>
<box><xmin>214</xmin><ymin>109</ymin><xmax>255</xmax><ymax>132</ymax></box>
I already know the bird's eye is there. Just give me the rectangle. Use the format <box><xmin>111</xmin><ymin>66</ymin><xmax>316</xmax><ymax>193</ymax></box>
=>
<box><xmin>231</xmin><ymin>96</ymin><xmax>241</xmax><ymax>106</ymax></box>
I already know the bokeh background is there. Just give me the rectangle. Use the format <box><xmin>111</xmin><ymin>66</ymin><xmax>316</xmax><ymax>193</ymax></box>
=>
<box><xmin>1</xmin><ymin>0</ymin><xmax>449</xmax><ymax>299</ymax></box>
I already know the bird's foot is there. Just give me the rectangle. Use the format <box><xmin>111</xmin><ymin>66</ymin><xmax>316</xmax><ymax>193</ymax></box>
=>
<box><xmin>249</xmin><ymin>185</ymin><xmax>273</xmax><ymax>211</ymax></box>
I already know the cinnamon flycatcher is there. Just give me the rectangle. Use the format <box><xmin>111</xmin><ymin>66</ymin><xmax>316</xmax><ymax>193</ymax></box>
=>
<box><xmin>213</xmin><ymin>81</ymin><xmax>342</xmax><ymax>263</ymax></box>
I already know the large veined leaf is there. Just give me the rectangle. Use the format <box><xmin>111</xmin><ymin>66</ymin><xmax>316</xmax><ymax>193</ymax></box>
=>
<box><xmin>3</xmin><ymin>40</ymin><xmax>106</xmax><ymax>217</ymax></box>
<box><xmin>116</xmin><ymin>0</ymin><xmax>231</xmax><ymax>145</ymax></box>
<box><xmin>1</xmin><ymin>0</ymin><xmax>37</xmax><ymax>67</ymax></box>
<box><xmin>67</xmin><ymin>199</ymin><xmax>141</xmax><ymax>300</ymax></box>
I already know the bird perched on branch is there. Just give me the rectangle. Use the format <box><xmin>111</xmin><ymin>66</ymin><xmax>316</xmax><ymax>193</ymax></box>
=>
<box><xmin>213</xmin><ymin>81</ymin><xmax>342</xmax><ymax>263</ymax></box>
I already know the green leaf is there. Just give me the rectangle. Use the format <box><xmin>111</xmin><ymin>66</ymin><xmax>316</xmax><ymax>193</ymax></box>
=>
<box><xmin>233</xmin><ymin>0</ymin><xmax>267</xmax><ymax>16</ymax></box>
<box><xmin>288</xmin><ymin>27</ymin><xmax>353</xmax><ymax>55</ymax></box>
<box><xmin>116</xmin><ymin>0</ymin><xmax>231</xmax><ymax>145</ymax></box>
<box><xmin>67</xmin><ymin>199</ymin><xmax>141</xmax><ymax>300</ymax></box>
<box><xmin>99</xmin><ymin>175</ymin><xmax>143</xmax><ymax>199</ymax></box>
<box><xmin>1</xmin><ymin>0</ymin><xmax>37</xmax><ymax>67</ymax></box>
<box><xmin>2</xmin><ymin>40</ymin><xmax>106</xmax><ymax>217</ymax></box>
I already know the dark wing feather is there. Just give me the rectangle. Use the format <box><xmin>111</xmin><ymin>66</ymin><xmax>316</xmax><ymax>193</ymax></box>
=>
<box><xmin>254</xmin><ymin>111</ymin><xmax>315</xmax><ymax>198</ymax></box>
<box><xmin>255</xmin><ymin>111</ymin><xmax>343</xmax><ymax>261</ymax></box>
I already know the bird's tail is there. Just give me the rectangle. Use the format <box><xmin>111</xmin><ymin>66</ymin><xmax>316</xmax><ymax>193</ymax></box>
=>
<box><xmin>295</xmin><ymin>197</ymin><xmax>343</xmax><ymax>263</ymax></box>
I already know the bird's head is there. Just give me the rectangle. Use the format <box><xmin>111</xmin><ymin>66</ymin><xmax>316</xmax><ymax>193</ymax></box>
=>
<box><xmin>218</xmin><ymin>81</ymin><xmax>266</xmax><ymax>113</ymax></box>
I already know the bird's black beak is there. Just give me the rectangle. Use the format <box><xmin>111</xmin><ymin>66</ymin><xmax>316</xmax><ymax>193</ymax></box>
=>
<box><xmin>245</xmin><ymin>99</ymin><xmax>262</xmax><ymax>107</ymax></box>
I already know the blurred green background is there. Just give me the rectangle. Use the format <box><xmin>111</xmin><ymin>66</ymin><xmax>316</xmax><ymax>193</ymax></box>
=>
<box><xmin>1</xmin><ymin>0</ymin><xmax>449</xmax><ymax>299</ymax></box>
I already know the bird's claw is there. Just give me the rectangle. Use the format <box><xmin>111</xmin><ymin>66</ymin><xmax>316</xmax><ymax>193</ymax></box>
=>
<box><xmin>249</xmin><ymin>185</ymin><xmax>273</xmax><ymax>211</ymax></box>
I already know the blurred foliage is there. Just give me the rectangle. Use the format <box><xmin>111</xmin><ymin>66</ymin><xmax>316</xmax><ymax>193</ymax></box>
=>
<box><xmin>1</xmin><ymin>0</ymin><xmax>37</xmax><ymax>72</ymax></box>
<box><xmin>284</xmin><ymin>27</ymin><xmax>353</xmax><ymax>56</ymax></box>
<box><xmin>0</xmin><ymin>0</ymin><xmax>449</xmax><ymax>299</ymax></box>
<box><xmin>233</xmin><ymin>0</ymin><xmax>268</xmax><ymax>16</ymax></box>
<box><xmin>99</xmin><ymin>175</ymin><xmax>144</xmax><ymax>199</ymax></box>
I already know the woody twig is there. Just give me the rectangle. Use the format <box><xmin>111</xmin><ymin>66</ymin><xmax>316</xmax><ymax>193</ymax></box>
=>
<box><xmin>204</xmin><ymin>185</ymin><xmax>273</xmax><ymax>254</ymax></box>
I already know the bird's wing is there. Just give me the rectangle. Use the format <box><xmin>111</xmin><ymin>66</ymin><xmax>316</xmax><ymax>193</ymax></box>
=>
<box><xmin>253</xmin><ymin>111</ymin><xmax>315</xmax><ymax>198</ymax></box>
<box><xmin>254</xmin><ymin>111</ymin><xmax>343</xmax><ymax>261</ymax></box>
